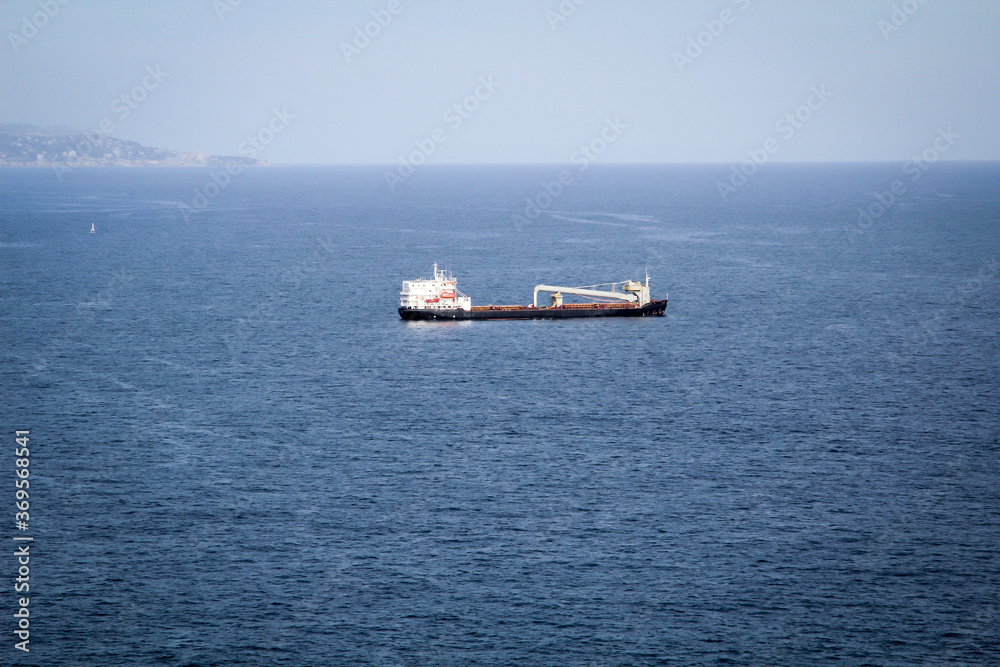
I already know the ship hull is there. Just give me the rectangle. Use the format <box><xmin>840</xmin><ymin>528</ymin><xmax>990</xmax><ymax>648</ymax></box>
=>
<box><xmin>399</xmin><ymin>299</ymin><xmax>667</xmax><ymax>321</ymax></box>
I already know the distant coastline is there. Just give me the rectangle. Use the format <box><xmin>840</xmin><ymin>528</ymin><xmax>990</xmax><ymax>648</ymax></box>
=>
<box><xmin>0</xmin><ymin>123</ymin><xmax>266</xmax><ymax>168</ymax></box>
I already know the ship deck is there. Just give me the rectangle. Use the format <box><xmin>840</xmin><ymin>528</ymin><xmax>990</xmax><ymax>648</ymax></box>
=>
<box><xmin>399</xmin><ymin>299</ymin><xmax>667</xmax><ymax>320</ymax></box>
<box><xmin>470</xmin><ymin>302</ymin><xmax>638</xmax><ymax>312</ymax></box>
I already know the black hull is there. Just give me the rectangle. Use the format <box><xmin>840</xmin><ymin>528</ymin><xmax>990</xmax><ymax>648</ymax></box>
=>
<box><xmin>399</xmin><ymin>300</ymin><xmax>667</xmax><ymax>321</ymax></box>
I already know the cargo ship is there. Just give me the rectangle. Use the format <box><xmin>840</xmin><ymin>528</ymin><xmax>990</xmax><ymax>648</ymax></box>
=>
<box><xmin>398</xmin><ymin>264</ymin><xmax>668</xmax><ymax>320</ymax></box>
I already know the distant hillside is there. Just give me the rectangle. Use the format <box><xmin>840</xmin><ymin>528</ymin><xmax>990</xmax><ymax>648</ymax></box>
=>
<box><xmin>0</xmin><ymin>124</ymin><xmax>264</xmax><ymax>167</ymax></box>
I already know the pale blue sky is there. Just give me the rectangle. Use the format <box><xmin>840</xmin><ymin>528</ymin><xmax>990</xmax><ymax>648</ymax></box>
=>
<box><xmin>2</xmin><ymin>0</ymin><xmax>998</xmax><ymax>164</ymax></box>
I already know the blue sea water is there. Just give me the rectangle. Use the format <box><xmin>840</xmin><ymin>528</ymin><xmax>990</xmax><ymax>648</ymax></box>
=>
<box><xmin>2</xmin><ymin>163</ymin><xmax>999</xmax><ymax>666</ymax></box>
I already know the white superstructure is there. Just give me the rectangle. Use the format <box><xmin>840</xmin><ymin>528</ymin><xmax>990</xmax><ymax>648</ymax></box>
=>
<box><xmin>399</xmin><ymin>263</ymin><xmax>472</xmax><ymax>311</ymax></box>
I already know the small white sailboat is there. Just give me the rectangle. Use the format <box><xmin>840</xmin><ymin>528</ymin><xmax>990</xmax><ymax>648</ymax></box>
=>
<box><xmin>90</xmin><ymin>223</ymin><xmax>95</xmax><ymax>234</ymax></box>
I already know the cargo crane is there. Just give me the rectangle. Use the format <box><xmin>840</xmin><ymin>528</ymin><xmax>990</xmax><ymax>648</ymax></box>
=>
<box><xmin>533</xmin><ymin>275</ymin><xmax>651</xmax><ymax>308</ymax></box>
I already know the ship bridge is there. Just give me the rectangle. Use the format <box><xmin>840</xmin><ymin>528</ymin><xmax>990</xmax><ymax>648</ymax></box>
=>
<box><xmin>399</xmin><ymin>263</ymin><xmax>472</xmax><ymax>311</ymax></box>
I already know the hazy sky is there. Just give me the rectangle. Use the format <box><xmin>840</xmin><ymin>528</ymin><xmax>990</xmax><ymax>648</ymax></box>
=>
<box><xmin>2</xmin><ymin>0</ymin><xmax>998</xmax><ymax>164</ymax></box>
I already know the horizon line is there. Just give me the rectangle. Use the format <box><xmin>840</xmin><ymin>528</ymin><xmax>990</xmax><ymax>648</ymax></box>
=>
<box><xmin>3</xmin><ymin>159</ymin><xmax>998</xmax><ymax>168</ymax></box>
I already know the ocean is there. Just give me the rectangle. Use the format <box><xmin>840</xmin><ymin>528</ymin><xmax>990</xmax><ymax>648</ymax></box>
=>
<box><xmin>2</xmin><ymin>164</ymin><xmax>999</xmax><ymax>665</ymax></box>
